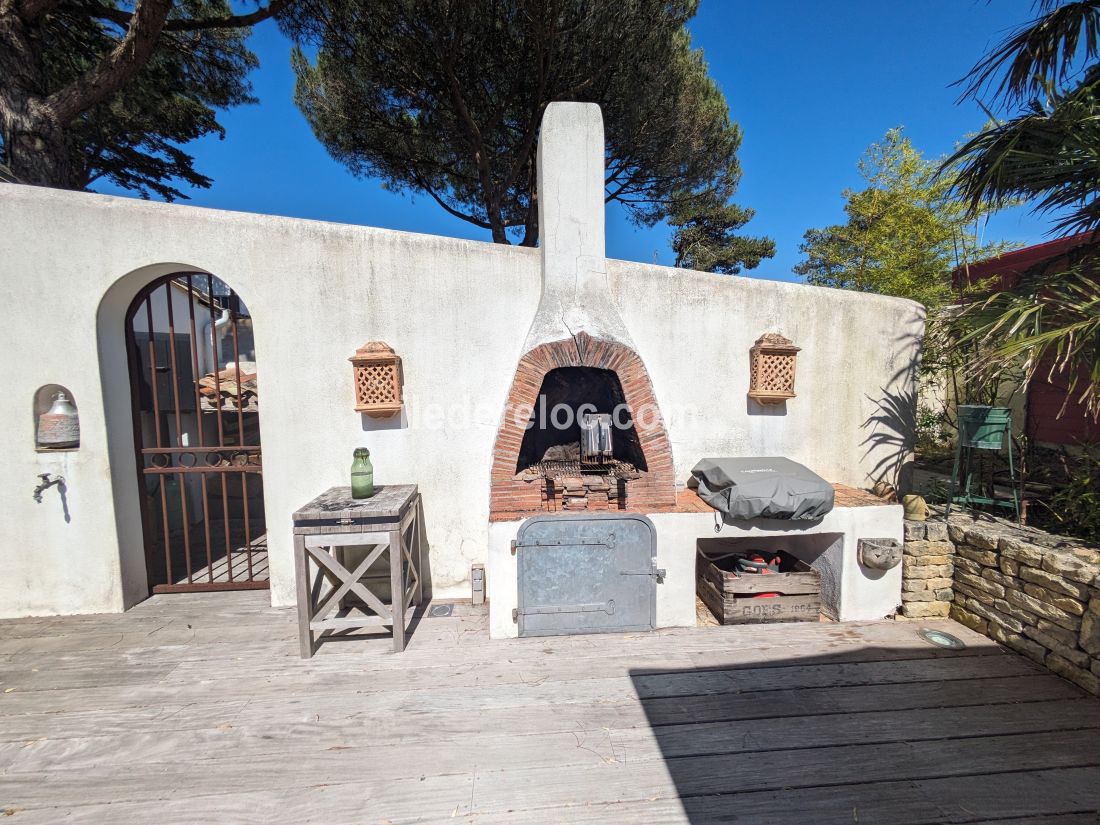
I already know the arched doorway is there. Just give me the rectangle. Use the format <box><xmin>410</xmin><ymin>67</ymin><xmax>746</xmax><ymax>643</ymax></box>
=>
<box><xmin>125</xmin><ymin>272</ymin><xmax>268</xmax><ymax>592</ymax></box>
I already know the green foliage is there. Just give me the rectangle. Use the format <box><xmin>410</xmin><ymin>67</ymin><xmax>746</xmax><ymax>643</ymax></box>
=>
<box><xmin>282</xmin><ymin>0</ymin><xmax>770</xmax><ymax>256</ymax></box>
<box><xmin>948</xmin><ymin>73</ymin><xmax>1100</xmax><ymax>238</ymax></box>
<box><xmin>1</xmin><ymin>0</ymin><xmax>259</xmax><ymax>200</ymax></box>
<box><xmin>794</xmin><ymin>128</ymin><xmax>1011</xmax><ymax>310</ymax></box>
<box><xmin>1049</xmin><ymin>445</ymin><xmax>1100</xmax><ymax>541</ymax></box>
<box><xmin>956</xmin><ymin>0</ymin><xmax>1100</xmax><ymax>108</ymax></box>
<box><xmin>949</xmin><ymin>261</ymin><xmax>1100</xmax><ymax>415</ymax></box>
<box><xmin>914</xmin><ymin>402</ymin><xmax>951</xmax><ymax>456</ymax></box>
<box><xmin>669</xmin><ymin>190</ymin><xmax>775</xmax><ymax>274</ymax></box>
<box><xmin>944</xmin><ymin>0</ymin><xmax>1100</xmax><ymax>417</ymax></box>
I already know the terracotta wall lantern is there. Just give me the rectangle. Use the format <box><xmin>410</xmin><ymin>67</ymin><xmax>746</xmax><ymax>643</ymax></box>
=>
<box><xmin>349</xmin><ymin>341</ymin><xmax>403</xmax><ymax>418</ymax></box>
<box><xmin>747</xmin><ymin>333</ymin><xmax>800</xmax><ymax>405</ymax></box>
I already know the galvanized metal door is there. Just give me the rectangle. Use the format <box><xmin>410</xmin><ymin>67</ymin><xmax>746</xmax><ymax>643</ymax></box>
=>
<box><xmin>514</xmin><ymin>514</ymin><xmax>660</xmax><ymax>636</ymax></box>
<box><xmin>125</xmin><ymin>273</ymin><xmax>267</xmax><ymax>592</ymax></box>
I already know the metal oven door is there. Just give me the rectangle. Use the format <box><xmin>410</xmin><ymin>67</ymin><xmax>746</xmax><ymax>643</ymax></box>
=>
<box><xmin>514</xmin><ymin>513</ymin><xmax>661</xmax><ymax>637</ymax></box>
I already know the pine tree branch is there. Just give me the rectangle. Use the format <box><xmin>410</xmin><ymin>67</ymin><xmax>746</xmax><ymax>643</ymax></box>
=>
<box><xmin>410</xmin><ymin>171</ymin><xmax>493</xmax><ymax>229</ymax></box>
<box><xmin>17</xmin><ymin>0</ymin><xmax>63</xmax><ymax>22</ymax></box>
<box><xmin>47</xmin><ymin>0</ymin><xmax>173</xmax><ymax>125</ymax></box>
<box><xmin>80</xmin><ymin>0</ymin><xmax>293</xmax><ymax>32</ymax></box>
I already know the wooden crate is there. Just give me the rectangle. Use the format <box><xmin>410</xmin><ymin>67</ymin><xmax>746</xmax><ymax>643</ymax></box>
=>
<box><xmin>697</xmin><ymin>549</ymin><xmax>821</xmax><ymax>624</ymax></box>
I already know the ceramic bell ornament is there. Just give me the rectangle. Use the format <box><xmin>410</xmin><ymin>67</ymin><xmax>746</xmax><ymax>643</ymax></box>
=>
<box><xmin>37</xmin><ymin>392</ymin><xmax>79</xmax><ymax>449</ymax></box>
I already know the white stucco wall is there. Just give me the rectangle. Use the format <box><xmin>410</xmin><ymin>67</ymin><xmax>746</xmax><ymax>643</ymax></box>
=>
<box><xmin>609</xmin><ymin>259</ymin><xmax>923</xmax><ymax>487</ymax></box>
<box><xmin>0</xmin><ymin>183</ymin><xmax>922</xmax><ymax>618</ymax></box>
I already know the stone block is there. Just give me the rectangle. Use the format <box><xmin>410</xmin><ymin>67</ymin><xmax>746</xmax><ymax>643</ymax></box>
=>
<box><xmin>987</xmin><ymin>622</ymin><xmax>1048</xmax><ymax>665</ymax></box>
<box><xmin>902</xmin><ymin>588</ymin><xmax>939</xmax><ymax>603</ymax></box>
<box><xmin>999</xmin><ymin>537</ymin><xmax>1044</xmax><ymax>567</ymax></box>
<box><xmin>904</xmin><ymin>540</ymin><xmax>955</xmax><ymax>558</ymax></box>
<box><xmin>1036</xmin><ymin>618</ymin><xmax>1079</xmax><ymax>648</ymax></box>
<box><xmin>933</xmin><ymin>588</ymin><xmax>954</xmax><ymax>601</ymax></box>
<box><xmin>903</xmin><ymin>521</ymin><xmax>927</xmax><ymax>541</ymax></box>
<box><xmin>948</xmin><ymin>523</ymin><xmax>968</xmax><ymax>544</ymax></box>
<box><xmin>965</xmin><ymin>526</ymin><xmax>1001</xmax><ymax>550</ymax></box>
<box><xmin>950</xmin><ymin>604</ymin><xmax>988</xmax><ymax>634</ymax></box>
<box><xmin>965</xmin><ymin>597</ymin><xmax>1025</xmax><ymax>634</ymax></box>
<box><xmin>955</xmin><ymin>582</ymin><xmax>994</xmax><ymax>605</ymax></box>
<box><xmin>953</xmin><ymin>557</ymin><xmax>983</xmax><ymax>577</ymax></box>
<box><xmin>904</xmin><ymin>554</ymin><xmax>954</xmax><ymax>567</ymax></box>
<box><xmin>924</xmin><ymin>521</ymin><xmax>949</xmax><ymax>542</ymax></box>
<box><xmin>901</xmin><ymin>601</ymin><xmax>951</xmax><ymax>619</ymax></box>
<box><xmin>1072</xmin><ymin>547</ymin><xmax>1100</xmax><ymax>565</ymax></box>
<box><xmin>1021</xmin><ymin>583</ymin><xmax>1085</xmax><ymax>615</ymax></box>
<box><xmin>956</xmin><ymin>572</ymin><xmax>1005</xmax><ymax>599</ymax></box>
<box><xmin>957</xmin><ymin>545</ymin><xmax>999</xmax><ymax>567</ymax></box>
<box><xmin>999</xmin><ymin>557</ymin><xmax>1020</xmax><ymax>577</ymax></box>
<box><xmin>1046</xmin><ymin>653</ymin><xmax>1100</xmax><ymax>695</ymax></box>
<box><xmin>926</xmin><ymin>577</ymin><xmax>954</xmax><ymax>589</ymax></box>
<box><xmin>981</xmin><ymin>569</ymin><xmax>1019</xmax><ymax>590</ymax></box>
<box><xmin>1022</xmin><ymin>625</ymin><xmax>1091</xmax><ymax>668</ymax></box>
<box><xmin>1019</xmin><ymin>566</ymin><xmax>1091</xmax><ymax>600</ymax></box>
<box><xmin>903</xmin><ymin>563</ymin><xmax>954</xmax><ymax>580</ymax></box>
<box><xmin>1092</xmin><ymin>659</ymin><xmax>1100</xmax><ymax>679</ymax></box>
<box><xmin>1080</xmin><ymin>609</ymin><xmax>1100</xmax><ymax>657</ymax></box>
<box><xmin>1004</xmin><ymin>589</ymin><xmax>1082</xmax><ymax>631</ymax></box>
<box><xmin>1043</xmin><ymin>551</ymin><xmax>1100</xmax><ymax>585</ymax></box>
<box><xmin>994</xmin><ymin>598</ymin><xmax>1038</xmax><ymax>627</ymax></box>
<box><xmin>901</xmin><ymin>578</ymin><xmax>928</xmax><ymax>593</ymax></box>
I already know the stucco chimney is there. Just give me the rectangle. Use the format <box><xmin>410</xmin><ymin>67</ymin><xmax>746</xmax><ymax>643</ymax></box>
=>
<box><xmin>522</xmin><ymin>103</ymin><xmax>634</xmax><ymax>354</ymax></box>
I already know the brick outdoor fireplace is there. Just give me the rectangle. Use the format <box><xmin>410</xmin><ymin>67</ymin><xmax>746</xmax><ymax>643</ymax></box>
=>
<box><xmin>488</xmin><ymin>104</ymin><xmax>675</xmax><ymax>521</ymax></box>
<box><xmin>489</xmin><ymin>333</ymin><xmax>676</xmax><ymax>519</ymax></box>
<box><xmin>474</xmin><ymin>103</ymin><xmax>907</xmax><ymax>638</ymax></box>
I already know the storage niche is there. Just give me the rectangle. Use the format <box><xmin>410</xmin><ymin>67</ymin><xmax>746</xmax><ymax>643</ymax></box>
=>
<box><xmin>34</xmin><ymin>384</ymin><xmax>80</xmax><ymax>450</ymax></box>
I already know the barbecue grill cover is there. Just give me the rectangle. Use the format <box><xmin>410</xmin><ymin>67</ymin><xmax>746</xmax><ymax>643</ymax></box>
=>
<box><xmin>691</xmin><ymin>457</ymin><xmax>834</xmax><ymax>521</ymax></box>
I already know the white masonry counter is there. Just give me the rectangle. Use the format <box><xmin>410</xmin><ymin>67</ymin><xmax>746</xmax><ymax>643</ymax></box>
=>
<box><xmin>486</xmin><ymin>486</ymin><xmax>903</xmax><ymax>639</ymax></box>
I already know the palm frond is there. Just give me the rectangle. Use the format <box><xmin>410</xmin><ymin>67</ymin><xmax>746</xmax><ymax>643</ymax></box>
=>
<box><xmin>944</xmin><ymin>76</ymin><xmax>1100</xmax><ymax>235</ymax></box>
<box><xmin>951</xmin><ymin>263</ymin><xmax>1100</xmax><ymax>417</ymax></box>
<box><xmin>957</xmin><ymin>1</ymin><xmax>1100</xmax><ymax>106</ymax></box>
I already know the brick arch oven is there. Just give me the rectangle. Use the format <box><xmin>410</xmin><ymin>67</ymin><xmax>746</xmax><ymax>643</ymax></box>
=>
<box><xmin>489</xmin><ymin>332</ymin><xmax>676</xmax><ymax>520</ymax></box>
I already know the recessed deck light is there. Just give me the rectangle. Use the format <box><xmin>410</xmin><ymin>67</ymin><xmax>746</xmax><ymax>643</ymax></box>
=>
<box><xmin>918</xmin><ymin>628</ymin><xmax>966</xmax><ymax>649</ymax></box>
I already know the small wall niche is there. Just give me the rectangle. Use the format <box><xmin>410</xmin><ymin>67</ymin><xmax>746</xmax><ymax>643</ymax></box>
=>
<box><xmin>34</xmin><ymin>384</ymin><xmax>80</xmax><ymax>451</ymax></box>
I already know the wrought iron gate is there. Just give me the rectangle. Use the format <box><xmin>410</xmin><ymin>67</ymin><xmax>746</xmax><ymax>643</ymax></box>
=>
<box><xmin>125</xmin><ymin>273</ymin><xmax>268</xmax><ymax>592</ymax></box>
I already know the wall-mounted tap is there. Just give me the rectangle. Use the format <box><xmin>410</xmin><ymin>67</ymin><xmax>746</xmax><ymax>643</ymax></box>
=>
<box><xmin>33</xmin><ymin>473</ymin><xmax>64</xmax><ymax>503</ymax></box>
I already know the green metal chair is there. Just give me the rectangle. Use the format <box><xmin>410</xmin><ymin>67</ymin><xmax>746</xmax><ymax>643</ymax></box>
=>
<box><xmin>944</xmin><ymin>405</ymin><xmax>1021</xmax><ymax>523</ymax></box>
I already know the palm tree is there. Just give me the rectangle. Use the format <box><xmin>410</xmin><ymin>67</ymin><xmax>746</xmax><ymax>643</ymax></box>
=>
<box><xmin>944</xmin><ymin>0</ymin><xmax>1100</xmax><ymax>417</ymax></box>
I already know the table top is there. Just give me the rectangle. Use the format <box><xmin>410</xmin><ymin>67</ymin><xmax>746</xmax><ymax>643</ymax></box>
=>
<box><xmin>292</xmin><ymin>485</ymin><xmax>418</xmax><ymax>523</ymax></box>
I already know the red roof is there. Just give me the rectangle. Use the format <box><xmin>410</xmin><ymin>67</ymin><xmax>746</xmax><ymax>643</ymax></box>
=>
<box><xmin>952</xmin><ymin>233</ymin><xmax>1094</xmax><ymax>292</ymax></box>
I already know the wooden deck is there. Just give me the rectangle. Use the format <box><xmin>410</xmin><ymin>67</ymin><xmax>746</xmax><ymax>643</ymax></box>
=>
<box><xmin>2</xmin><ymin>593</ymin><xmax>1099</xmax><ymax>824</ymax></box>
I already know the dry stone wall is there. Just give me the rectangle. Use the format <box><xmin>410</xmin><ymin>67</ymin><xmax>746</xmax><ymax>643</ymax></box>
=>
<box><xmin>902</xmin><ymin>516</ymin><xmax>1100</xmax><ymax>696</ymax></box>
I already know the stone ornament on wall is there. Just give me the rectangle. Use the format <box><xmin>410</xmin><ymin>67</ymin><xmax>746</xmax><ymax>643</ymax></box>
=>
<box><xmin>349</xmin><ymin>341</ymin><xmax>403</xmax><ymax>418</ymax></box>
<box><xmin>748</xmin><ymin>333</ymin><xmax>800</xmax><ymax>404</ymax></box>
<box><xmin>857</xmin><ymin>538</ymin><xmax>902</xmax><ymax>570</ymax></box>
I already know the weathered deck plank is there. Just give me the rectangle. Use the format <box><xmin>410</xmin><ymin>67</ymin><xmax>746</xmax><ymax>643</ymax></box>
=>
<box><xmin>1</xmin><ymin>592</ymin><xmax>1097</xmax><ymax>824</ymax></box>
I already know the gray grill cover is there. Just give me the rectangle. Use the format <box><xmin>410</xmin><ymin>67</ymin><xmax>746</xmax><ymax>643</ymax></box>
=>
<box><xmin>691</xmin><ymin>457</ymin><xmax>834</xmax><ymax>521</ymax></box>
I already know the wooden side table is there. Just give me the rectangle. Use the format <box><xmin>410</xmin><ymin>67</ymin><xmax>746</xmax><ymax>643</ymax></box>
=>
<box><xmin>292</xmin><ymin>485</ymin><xmax>421</xmax><ymax>656</ymax></box>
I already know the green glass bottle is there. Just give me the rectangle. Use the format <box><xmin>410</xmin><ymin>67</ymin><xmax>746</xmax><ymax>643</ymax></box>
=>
<box><xmin>351</xmin><ymin>447</ymin><xmax>374</xmax><ymax>499</ymax></box>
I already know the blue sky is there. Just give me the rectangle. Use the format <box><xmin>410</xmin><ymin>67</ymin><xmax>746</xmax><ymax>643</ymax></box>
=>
<box><xmin>95</xmin><ymin>1</ymin><xmax>1049</xmax><ymax>282</ymax></box>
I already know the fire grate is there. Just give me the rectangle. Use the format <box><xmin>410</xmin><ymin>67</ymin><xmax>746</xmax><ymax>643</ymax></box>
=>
<box><xmin>524</xmin><ymin>459</ymin><xmax>640</xmax><ymax>480</ymax></box>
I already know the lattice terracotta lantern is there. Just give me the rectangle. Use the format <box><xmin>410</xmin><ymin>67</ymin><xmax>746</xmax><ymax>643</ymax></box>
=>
<box><xmin>748</xmin><ymin>333</ymin><xmax>800</xmax><ymax>404</ymax></box>
<box><xmin>349</xmin><ymin>341</ymin><xmax>403</xmax><ymax>418</ymax></box>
